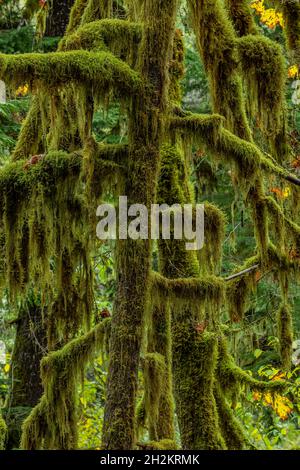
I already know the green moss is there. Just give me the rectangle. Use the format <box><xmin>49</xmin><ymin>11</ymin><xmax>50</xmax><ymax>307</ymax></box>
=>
<box><xmin>65</xmin><ymin>0</ymin><xmax>89</xmax><ymax>35</ymax></box>
<box><xmin>199</xmin><ymin>203</ymin><xmax>226</xmax><ymax>274</ymax></box>
<box><xmin>81</xmin><ymin>0</ymin><xmax>113</xmax><ymax>25</ymax></box>
<box><xmin>277</xmin><ymin>303</ymin><xmax>293</xmax><ymax>370</ymax></box>
<box><xmin>0</xmin><ymin>51</ymin><xmax>142</xmax><ymax>98</ymax></box>
<box><xmin>172</xmin><ymin>329</ymin><xmax>225</xmax><ymax>449</ymax></box>
<box><xmin>214</xmin><ymin>384</ymin><xmax>247</xmax><ymax>450</ymax></box>
<box><xmin>102</xmin><ymin>0</ymin><xmax>179</xmax><ymax>450</ymax></box>
<box><xmin>143</xmin><ymin>352</ymin><xmax>166</xmax><ymax>441</ymax></box>
<box><xmin>0</xmin><ymin>412</ymin><xmax>7</xmax><ymax>450</ymax></box>
<box><xmin>226</xmin><ymin>271</ymin><xmax>256</xmax><ymax>323</ymax></box>
<box><xmin>21</xmin><ymin>319</ymin><xmax>110</xmax><ymax>449</ymax></box>
<box><xmin>152</xmin><ymin>272</ymin><xmax>225</xmax><ymax>309</ymax></box>
<box><xmin>62</xmin><ymin>19</ymin><xmax>142</xmax><ymax>64</ymax></box>
<box><xmin>276</xmin><ymin>0</ymin><xmax>300</xmax><ymax>63</ymax></box>
<box><xmin>225</xmin><ymin>0</ymin><xmax>259</xmax><ymax>36</ymax></box>
<box><xmin>146</xmin><ymin>301</ymin><xmax>175</xmax><ymax>441</ymax></box>
<box><xmin>217</xmin><ymin>335</ymin><xmax>286</xmax><ymax>393</ymax></box>
<box><xmin>237</xmin><ymin>35</ymin><xmax>286</xmax><ymax>145</ymax></box>
<box><xmin>188</xmin><ymin>0</ymin><xmax>251</xmax><ymax>140</ymax></box>
<box><xmin>141</xmin><ymin>439</ymin><xmax>178</xmax><ymax>450</ymax></box>
<box><xmin>12</xmin><ymin>96</ymin><xmax>44</xmax><ymax>161</ymax></box>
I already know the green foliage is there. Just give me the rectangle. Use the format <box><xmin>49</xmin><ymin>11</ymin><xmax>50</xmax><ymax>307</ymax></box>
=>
<box><xmin>0</xmin><ymin>98</ymin><xmax>30</xmax><ymax>160</ymax></box>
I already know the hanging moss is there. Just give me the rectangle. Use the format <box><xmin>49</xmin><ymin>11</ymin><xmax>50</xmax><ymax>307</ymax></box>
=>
<box><xmin>276</xmin><ymin>0</ymin><xmax>300</xmax><ymax>63</ymax></box>
<box><xmin>277</xmin><ymin>303</ymin><xmax>293</xmax><ymax>370</ymax></box>
<box><xmin>21</xmin><ymin>319</ymin><xmax>110</xmax><ymax>449</ymax></box>
<box><xmin>237</xmin><ymin>35</ymin><xmax>286</xmax><ymax>144</ymax></box>
<box><xmin>0</xmin><ymin>412</ymin><xmax>7</xmax><ymax>450</ymax></box>
<box><xmin>188</xmin><ymin>0</ymin><xmax>252</xmax><ymax>141</ymax></box>
<box><xmin>214</xmin><ymin>384</ymin><xmax>247</xmax><ymax>450</ymax></box>
<box><xmin>102</xmin><ymin>0</ymin><xmax>179</xmax><ymax>450</ymax></box>
<box><xmin>12</xmin><ymin>96</ymin><xmax>44</xmax><ymax>162</ymax></box>
<box><xmin>226</xmin><ymin>271</ymin><xmax>256</xmax><ymax>323</ymax></box>
<box><xmin>225</xmin><ymin>0</ymin><xmax>259</xmax><ymax>36</ymax></box>
<box><xmin>151</xmin><ymin>272</ymin><xmax>225</xmax><ymax>308</ymax></box>
<box><xmin>172</xmin><ymin>115</ymin><xmax>292</xmax><ymax>191</ymax></box>
<box><xmin>199</xmin><ymin>203</ymin><xmax>226</xmax><ymax>274</ymax></box>
<box><xmin>81</xmin><ymin>0</ymin><xmax>113</xmax><ymax>25</ymax></box>
<box><xmin>146</xmin><ymin>301</ymin><xmax>175</xmax><ymax>441</ymax></box>
<box><xmin>65</xmin><ymin>0</ymin><xmax>89</xmax><ymax>35</ymax></box>
<box><xmin>143</xmin><ymin>352</ymin><xmax>166</xmax><ymax>441</ymax></box>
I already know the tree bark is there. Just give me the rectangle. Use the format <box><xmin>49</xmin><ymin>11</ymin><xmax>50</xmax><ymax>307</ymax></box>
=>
<box><xmin>4</xmin><ymin>302</ymin><xmax>47</xmax><ymax>449</ymax></box>
<box><xmin>45</xmin><ymin>0</ymin><xmax>74</xmax><ymax>37</ymax></box>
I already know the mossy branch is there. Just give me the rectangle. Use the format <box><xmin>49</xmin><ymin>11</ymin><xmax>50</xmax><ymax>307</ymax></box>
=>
<box><xmin>151</xmin><ymin>271</ymin><xmax>225</xmax><ymax>303</ymax></box>
<box><xmin>61</xmin><ymin>19</ymin><xmax>142</xmax><ymax>54</ymax></box>
<box><xmin>218</xmin><ymin>338</ymin><xmax>286</xmax><ymax>393</ymax></box>
<box><xmin>0</xmin><ymin>51</ymin><xmax>143</xmax><ymax>97</ymax></box>
<box><xmin>0</xmin><ymin>146</ymin><xmax>127</xmax><ymax>198</ymax></box>
<box><xmin>171</xmin><ymin>113</ymin><xmax>300</xmax><ymax>187</ymax></box>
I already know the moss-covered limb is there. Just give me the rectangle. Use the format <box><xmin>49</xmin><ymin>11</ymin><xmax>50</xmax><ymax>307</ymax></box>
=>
<box><xmin>0</xmin><ymin>412</ymin><xmax>7</xmax><ymax>450</ymax></box>
<box><xmin>169</xmin><ymin>114</ymin><xmax>224</xmax><ymax>141</ymax></box>
<box><xmin>151</xmin><ymin>271</ymin><xmax>225</xmax><ymax>304</ymax></box>
<box><xmin>0</xmin><ymin>148</ymin><xmax>125</xmax><ymax>199</ymax></box>
<box><xmin>217</xmin><ymin>336</ymin><xmax>286</xmax><ymax>393</ymax></box>
<box><xmin>20</xmin><ymin>396</ymin><xmax>48</xmax><ymax>450</ymax></box>
<box><xmin>188</xmin><ymin>0</ymin><xmax>251</xmax><ymax>141</ymax></box>
<box><xmin>172</xmin><ymin>329</ymin><xmax>225</xmax><ymax>450</ymax></box>
<box><xmin>265</xmin><ymin>195</ymin><xmax>300</xmax><ymax>251</ymax></box>
<box><xmin>225</xmin><ymin>0</ymin><xmax>259</xmax><ymax>36</ymax></box>
<box><xmin>95</xmin><ymin>142</ymin><xmax>129</xmax><ymax>165</ymax></box>
<box><xmin>101</xmin><ymin>0</ymin><xmax>179</xmax><ymax>451</ymax></box>
<box><xmin>61</xmin><ymin>19</ymin><xmax>142</xmax><ymax>56</ymax></box>
<box><xmin>65</xmin><ymin>0</ymin><xmax>89</xmax><ymax>35</ymax></box>
<box><xmin>277</xmin><ymin>303</ymin><xmax>293</xmax><ymax>371</ymax></box>
<box><xmin>170</xmin><ymin>114</ymin><xmax>296</xmax><ymax>187</ymax></box>
<box><xmin>12</xmin><ymin>96</ymin><xmax>44</xmax><ymax>162</ymax></box>
<box><xmin>0</xmin><ymin>51</ymin><xmax>143</xmax><ymax>97</ymax></box>
<box><xmin>21</xmin><ymin>319</ymin><xmax>110</xmax><ymax>450</ymax></box>
<box><xmin>4</xmin><ymin>298</ymin><xmax>47</xmax><ymax>449</ymax></box>
<box><xmin>237</xmin><ymin>35</ymin><xmax>286</xmax><ymax>142</ymax></box>
<box><xmin>146</xmin><ymin>301</ymin><xmax>175</xmax><ymax>441</ymax></box>
<box><xmin>214</xmin><ymin>384</ymin><xmax>247</xmax><ymax>450</ymax></box>
<box><xmin>276</xmin><ymin>0</ymin><xmax>300</xmax><ymax>63</ymax></box>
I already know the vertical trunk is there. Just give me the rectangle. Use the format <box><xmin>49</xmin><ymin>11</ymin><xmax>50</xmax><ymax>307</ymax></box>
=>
<box><xmin>102</xmin><ymin>0</ymin><xmax>178</xmax><ymax>450</ymax></box>
<box><xmin>45</xmin><ymin>0</ymin><xmax>74</xmax><ymax>37</ymax></box>
<box><xmin>4</xmin><ymin>302</ymin><xmax>47</xmax><ymax>449</ymax></box>
<box><xmin>146</xmin><ymin>303</ymin><xmax>175</xmax><ymax>441</ymax></box>
<box><xmin>157</xmin><ymin>145</ymin><xmax>226</xmax><ymax>449</ymax></box>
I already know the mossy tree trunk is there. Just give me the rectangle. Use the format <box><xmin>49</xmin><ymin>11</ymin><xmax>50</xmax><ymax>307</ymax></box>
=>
<box><xmin>4</xmin><ymin>301</ymin><xmax>47</xmax><ymax>449</ymax></box>
<box><xmin>101</xmin><ymin>0</ymin><xmax>178</xmax><ymax>450</ymax></box>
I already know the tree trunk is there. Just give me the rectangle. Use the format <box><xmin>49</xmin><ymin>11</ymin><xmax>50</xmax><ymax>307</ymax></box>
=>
<box><xmin>45</xmin><ymin>0</ymin><xmax>74</xmax><ymax>37</ymax></box>
<box><xmin>4</xmin><ymin>302</ymin><xmax>47</xmax><ymax>449</ymax></box>
<box><xmin>101</xmin><ymin>0</ymin><xmax>178</xmax><ymax>450</ymax></box>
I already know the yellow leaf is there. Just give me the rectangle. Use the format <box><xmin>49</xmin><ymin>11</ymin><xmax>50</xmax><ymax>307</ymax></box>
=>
<box><xmin>4</xmin><ymin>363</ymin><xmax>10</xmax><ymax>373</ymax></box>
